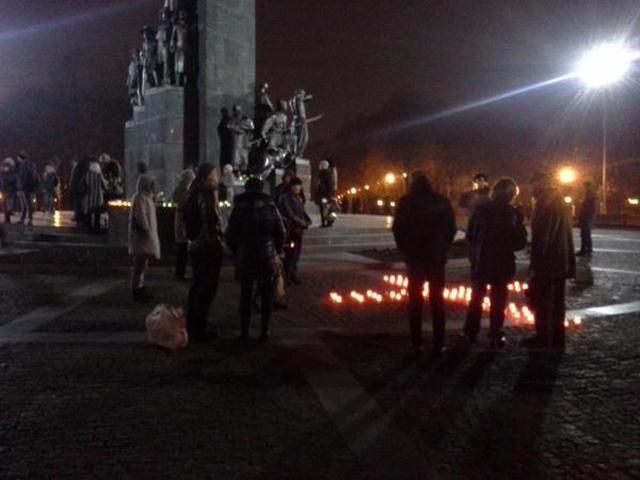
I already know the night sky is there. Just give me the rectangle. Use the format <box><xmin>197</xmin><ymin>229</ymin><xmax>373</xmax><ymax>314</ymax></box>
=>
<box><xmin>1</xmin><ymin>0</ymin><xmax>640</xmax><ymax>183</ymax></box>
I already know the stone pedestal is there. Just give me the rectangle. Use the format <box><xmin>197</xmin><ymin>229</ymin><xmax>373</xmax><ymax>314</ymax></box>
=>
<box><xmin>124</xmin><ymin>0</ymin><xmax>256</xmax><ymax>197</ymax></box>
<box><xmin>124</xmin><ymin>86</ymin><xmax>194</xmax><ymax>199</ymax></box>
<box><xmin>198</xmin><ymin>0</ymin><xmax>256</xmax><ymax>167</ymax></box>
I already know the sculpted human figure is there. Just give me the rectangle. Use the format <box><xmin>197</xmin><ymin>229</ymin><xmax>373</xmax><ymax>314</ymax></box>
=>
<box><xmin>254</xmin><ymin>82</ymin><xmax>275</xmax><ymax>136</ymax></box>
<box><xmin>156</xmin><ymin>8</ymin><xmax>173</xmax><ymax>85</ymax></box>
<box><xmin>171</xmin><ymin>10</ymin><xmax>192</xmax><ymax>86</ymax></box>
<box><xmin>164</xmin><ymin>0</ymin><xmax>180</xmax><ymax>14</ymax></box>
<box><xmin>127</xmin><ymin>49</ymin><xmax>143</xmax><ymax>106</ymax></box>
<box><xmin>291</xmin><ymin>89</ymin><xmax>312</xmax><ymax>157</ymax></box>
<box><xmin>227</xmin><ymin>105</ymin><xmax>255</xmax><ymax>172</ymax></box>
<box><xmin>261</xmin><ymin>100</ymin><xmax>289</xmax><ymax>152</ymax></box>
<box><xmin>141</xmin><ymin>26</ymin><xmax>159</xmax><ymax>88</ymax></box>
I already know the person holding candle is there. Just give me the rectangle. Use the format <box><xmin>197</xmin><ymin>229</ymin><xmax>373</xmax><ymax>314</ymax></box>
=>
<box><xmin>462</xmin><ymin>177</ymin><xmax>527</xmax><ymax>348</ymax></box>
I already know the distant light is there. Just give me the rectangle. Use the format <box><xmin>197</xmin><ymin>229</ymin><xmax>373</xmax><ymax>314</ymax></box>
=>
<box><xmin>402</xmin><ymin>172</ymin><xmax>408</xmax><ymax>179</ymax></box>
<box><xmin>384</xmin><ymin>173</ymin><xmax>396</xmax><ymax>185</ymax></box>
<box><xmin>557</xmin><ymin>167</ymin><xmax>577</xmax><ymax>185</ymax></box>
<box><xmin>576</xmin><ymin>43</ymin><xmax>633</xmax><ymax>88</ymax></box>
<box><xmin>628</xmin><ymin>197</ymin><xmax>639</xmax><ymax>206</ymax></box>
<box><xmin>390</xmin><ymin>201</ymin><xmax>396</xmax><ymax>208</ymax></box>
<box><xmin>564</xmin><ymin>196</ymin><xmax>573</xmax><ymax>204</ymax></box>
<box><xmin>364</xmin><ymin>185</ymin><xmax>370</xmax><ymax>190</ymax></box>
<box><xmin>350</xmin><ymin>187</ymin><xmax>357</xmax><ymax>195</ymax></box>
<box><xmin>377</xmin><ymin>199</ymin><xmax>384</xmax><ymax>207</ymax></box>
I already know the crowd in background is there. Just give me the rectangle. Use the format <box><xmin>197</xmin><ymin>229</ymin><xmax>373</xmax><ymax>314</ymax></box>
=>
<box><xmin>0</xmin><ymin>151</ymin><xmax>125</xmax><ymax>237</ymax></box>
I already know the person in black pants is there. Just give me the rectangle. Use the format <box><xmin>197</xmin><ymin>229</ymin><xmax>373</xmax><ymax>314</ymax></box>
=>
<box><xmin>392</xmin><ymin>171</ymin><xmax>457</xmax><ymax>357</ymax></box>
<box><xmin>576</xmin><ymin>181</ymin><xmax>597</xmax><ymax>257</ymax></box>
<box><xmin>463</xmin><ymin>178</ymin><xmax>528</xmax><ymax>347</ymax></box>
<box><xmin>226</xmin><ymin>177</ymin><xmax>286</xmax><ymax>341</ymax></box>
<box><xmin>523</xmin><ymin>172</ymin><xmax>576</xmax><ymax>349</ymax></box>
<box><xmin>184</xmin><ymin>164</ymin><xmax>224</xmax><ymax>342</ymax></box>
<box><xmin>278</xmin><ymin>177</ymin><xmax>311</xmax><ymax>285</ymax></box>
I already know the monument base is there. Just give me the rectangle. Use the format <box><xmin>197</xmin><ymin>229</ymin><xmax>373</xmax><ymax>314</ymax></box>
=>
<box><xmin>124</xmin><ymin>86</ymin><xmax>197</xmax><ymax>199</ymax></box>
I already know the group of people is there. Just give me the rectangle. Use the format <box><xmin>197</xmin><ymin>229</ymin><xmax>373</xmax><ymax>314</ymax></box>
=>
<box><xmin>68</xmin><ymin>155</ymin><xmax>124</xmax><ymax>233</ymax></box>
<box><xmin>127</xmin><ymin>163</ymin><xmax>311</xmax><ymax>342</ymax></box>
<box><xmin>393</xmin><ymin>169</ymin><xmax>589</xmax><ymax>357</ymax></box>
<box><xmin>0</xmin><ymin>151</ymin><xmax>44</xmax><ymax>228</ymax></box>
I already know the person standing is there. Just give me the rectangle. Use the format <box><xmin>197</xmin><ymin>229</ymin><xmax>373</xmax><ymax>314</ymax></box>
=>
<box><xmin>226</xmin><ymin>177</ymin><xmax>286</xmax><ymax>341</ymax></box>
<box><xmin>42</xmin><ymin>164</ymin><xmax>59</xmax><ymax>214</ymax></box>
<box><xmin>392</xmin><ymin>171</ymin><xmax>456</xmax><ymax>357</ymax></box>
<box><xmin>1</xmin><ymin>158</ymin><xmax>17</xmax><ymax>224</ymax></box>
<box><xmin>15</xmin><ymin>151</ymin><xmax>39</xmax><ymax>226</ymax></box>
<box><xmin>102</xmin><ymin>159</ymin><xmax>124</xmax><ymax>204</ymax></box>
<box><xmin>278</xmin><ymin>177</ymin><xmax>311</xmax><ymax>285</ymax></box>
<box><xmin>274</xmin><ymin>169</ymin><xmax>295</xmax><ymax>203</ymax></box>
<box><xmin>172</xmin><ymin>168</ymin><xmax>195</xmax><ymax>280</ymax></box>
<box><xmin>184</xmin><ymin>164</ymin><xmax>224</xmax><ymax>342</ymax></box>
<box><xmin>462</xmin><ymin>178</ymin><xmax>528</xmax><ymax>347</ymax></box>
<box><xmin>69</xmin><ymin>156</ymin><xmax>90</xmax><ymax>224</ymax></box>
<box><xmin>315</xmin><ymin>159</ymin><xmax>337</xmax><ymax>228</ymax></box>
<box><xmin>576</xmin><ymin>181</ymin><xmax>597</xmax><ymax>257</ymax></box>
<box><xmin>523</xmin><ymin>172</ymin><xmax>576</xmax><ymax>349</ymax></box>
<box><xmin>129</xmin><ymin>175</ymin><xmax>160</xmax><ymax>302</ymax></box>
<box><xmin>459</xmin><ymin>172</ymin><xmax>491</xmax><ymax>216</ymax></box>
<box><xmin>82</xmin><ymin>158</ymin><xmax>107</xmax><ymax>234</ymax></box>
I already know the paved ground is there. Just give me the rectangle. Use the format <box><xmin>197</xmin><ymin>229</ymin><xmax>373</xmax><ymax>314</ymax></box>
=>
<box><xmin>0</xmin><ymin>227</ymin><xmax>639</xmax><ymax>479</ymax></box>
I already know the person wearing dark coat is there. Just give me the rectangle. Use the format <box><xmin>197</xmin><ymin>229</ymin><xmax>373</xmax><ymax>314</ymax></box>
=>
<box><xmin>392</xmin><ymin>171</ymin><xmax>457</xmax><ymax>357</ymax></box>
<box><xmin>226</xmin><ymin>177</ymin><xmax>286</xmax><ymax>341</ymax></box>
<box><xmin>0</xmin><ymin>159</ymin><xmax>17</xmax><ymax>224</ymax></box>
<box><xmin>462</xmin><ymin>178</ymin><xmax>528</xmax><ymax>347</ymax></box>
<box><xmin>278</xmin><ymin>177</ymin><xmax>311</xmax><ymax>285</ymax></box>
<box><xmin>184</xmin><ymin>164</ymin><xmax>224</xmax><ymax>342</ymax></box>
<box><xmin>523</xmin><ymin>172</ymin><xmax>576</xmax><ymax>349</ymax></box>
<box><xmin>69</xmin><ymin>156</ymin><xmax>90</xmax><ymax>224</ymax></box>
<box><xmin>576</xmin><ymin>181</ymin><xmax>597</xmax><ymax>257</ymax></box>
<box><xmin>15</xmin><ymin>151</ymin><xmax>40</xmax><ymax>226</ymax></box>
<box><xmin>315</xmin><ymin>160</ymin><xmax>337</xmax><ymax>227</ymax></box>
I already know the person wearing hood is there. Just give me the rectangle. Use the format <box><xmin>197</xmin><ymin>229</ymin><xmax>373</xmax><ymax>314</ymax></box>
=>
<box><xmin>184</xmin><ymin>163</ymin><xmax>224</xmax><ymax>342</ymax></box>
<box><xmin>172</xmin><ymin>168</ymin><xmax>196</xmax><ymax>280</ymax></box>
<box><xmin>129</xmin><ymin>174</ymin><xmax>160</xmax><ymax>302</ymax></box>
<box><xmin>226</xmin><ymin>176</ymin><xmax>286</xmax><ymax>341</ymax></box>
<box><xmin>462</xmin><ymin>178</ymin><xmax>528</xmax><ymax>348</ymax></box>
<box><xmin>523</xmin><ymin>172</ymin><xmax>576</xmax><ymax>350</ymax></box>
<box><xmin>82</xmin><ymin>157</ymin><xmax>107</xmax><ymax>233</ymax></box>
<box><xmin>392</xmin><ymin>171</ymin><xmax>456</xmax><ymax>357</ymax></box>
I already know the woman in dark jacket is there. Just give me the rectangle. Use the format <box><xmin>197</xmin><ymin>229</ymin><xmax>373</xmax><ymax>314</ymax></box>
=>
<box><xmin>278</xmin><ymin>177</ymin><xmax>311</xmax><ymax>285</ymax></box>
<box><xmin>184</xmin><ymin>164</ymin><xmax>224</xmax><ymax>342</ymax></box>
<box><xmin>462</xmin><ymin>177</ymin><xmax>527</xmax><ymax>347</ymax></box>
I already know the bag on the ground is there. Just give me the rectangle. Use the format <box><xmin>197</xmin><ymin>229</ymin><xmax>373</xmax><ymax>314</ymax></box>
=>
<box><xmin>145</xmin><ymin>304</ymin><xmax>188</xmax><ymax>350</ymax></box>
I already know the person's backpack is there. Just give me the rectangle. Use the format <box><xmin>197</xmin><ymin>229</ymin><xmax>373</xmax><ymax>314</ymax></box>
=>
<box><xmin>183</xmin><ymin>192</ymin><xmax>202</xmax><ymax>241</ymax></box>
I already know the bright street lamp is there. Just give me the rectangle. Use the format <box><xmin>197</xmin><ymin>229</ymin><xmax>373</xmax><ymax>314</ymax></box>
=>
<box><xmin>557</xmin><ymin>166</ymin><xmax>577</xmax><ymax>185</ymax></box>
<box><xmin>384</xmin><ymin>173</ymin><xmax>396</xmax><ymax>185</ymax></box>
<box><xmin>575</xmin><ymin>42</ymin><xmax>636</xmax><ymax>214</ymax></box>
<box><xmin>576</xmin><ymin>43</ymin><xmax>633</xmax><ymax>88</ymax></box>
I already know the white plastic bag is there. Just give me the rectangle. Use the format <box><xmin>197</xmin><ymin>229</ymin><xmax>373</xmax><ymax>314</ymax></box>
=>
<box><xmin>145</xmin><ymin>304</ymin><xmax>188</xmax><ymax>350</ymax></box>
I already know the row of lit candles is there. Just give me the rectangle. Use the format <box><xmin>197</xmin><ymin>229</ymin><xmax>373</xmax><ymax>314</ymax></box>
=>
<box><xmin>328</xmin><ymin>275</ymin><xmax>583</xmax><ymax>329</ymax></box>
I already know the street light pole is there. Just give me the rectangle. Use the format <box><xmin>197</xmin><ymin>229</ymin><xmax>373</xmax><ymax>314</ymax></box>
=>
<box><xmin>601</xmin><ymin>98</ymin><xmax>608</xmax><ymax>215</ymax></box>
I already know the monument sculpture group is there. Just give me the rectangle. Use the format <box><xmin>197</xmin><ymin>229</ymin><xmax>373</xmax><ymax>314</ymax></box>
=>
<box><xmin>124</xmin><ymin>0</ymin><xmax>318</xmax><ymax>198</ymax></box>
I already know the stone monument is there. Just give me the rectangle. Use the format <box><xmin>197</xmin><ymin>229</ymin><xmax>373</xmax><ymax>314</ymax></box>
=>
<box><xmin>125</xmin><ymin>0</ymin><xmax>256</xmax><ymax>198</ymax></box>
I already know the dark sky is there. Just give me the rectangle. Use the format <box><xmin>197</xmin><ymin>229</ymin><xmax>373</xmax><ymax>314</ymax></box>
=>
<box><xmin>1</xmin><ymin>0</ymin><xmax>640</xmax><ymax>178</ymax></box>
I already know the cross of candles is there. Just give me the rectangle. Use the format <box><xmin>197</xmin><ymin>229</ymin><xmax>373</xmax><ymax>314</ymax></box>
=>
<box><xmin>328</xmin><ymin>274</ymin><xmax>583</xmax><ymax>329</ymax></box>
